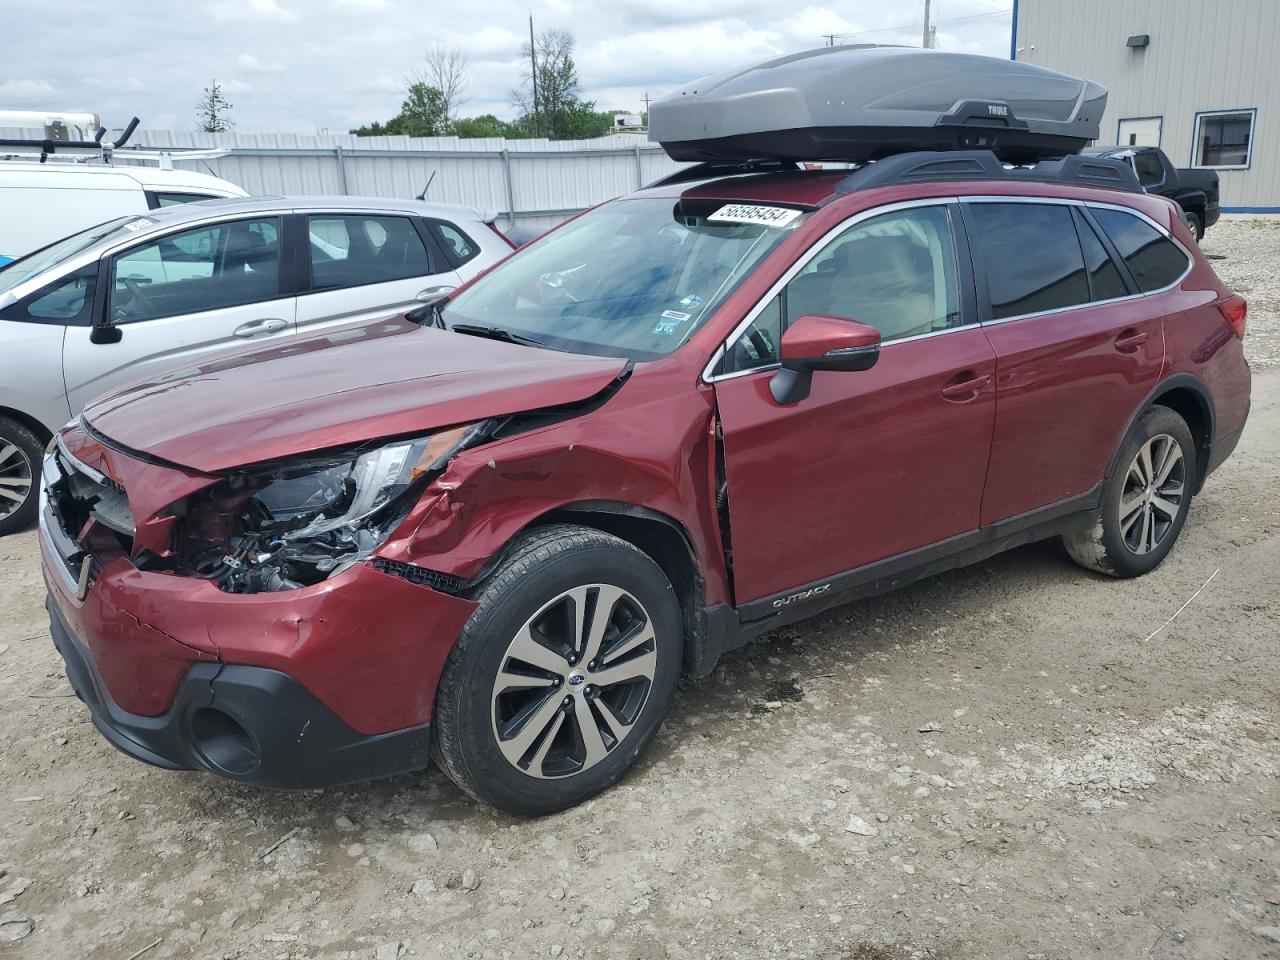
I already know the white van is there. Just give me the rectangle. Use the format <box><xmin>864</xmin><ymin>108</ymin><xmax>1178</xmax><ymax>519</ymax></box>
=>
<box><xmin>0</xmin><ymin>162</ymin><xmax>247</xmax><ymax>266</ymax></box>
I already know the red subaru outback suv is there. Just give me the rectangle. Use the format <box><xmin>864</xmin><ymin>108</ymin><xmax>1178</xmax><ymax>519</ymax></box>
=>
<box><xmin>39</xmin><ymin>151</ymin><xmax>1249</xmax><ymax>814</ymax></box>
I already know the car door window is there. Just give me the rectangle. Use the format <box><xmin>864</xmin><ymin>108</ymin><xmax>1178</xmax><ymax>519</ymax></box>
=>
<box><xmin>307</xmin><ymin>215</ymin><xmax>432</xmax><ymax>291</ymax></box>
<box><xmin>720</xmin><ymin>295</ymin><xmax>782</xmax><ymax>375</ymax></box>
<box><xmin>433</xmin><ymin>221</ymin><xmax>480</xmax><ymax>267</ymax></box>
<box><xmin>785</xmin><ymin>204</ymin><xmax>962</xmax><ymax>341</ymax></box>
<box><xmin>1132</xmin><ymin>152</ymin><xmax>1163</xmax><ymax>187</ymax></box>
<box><xmin>148</xmin><ymin>192</ymin><xmax>221</xmax><ymax>208</ymax></box>
<box><xmin>0</xmin><ymin>265</ymin><xmax>98</xmax><ymax>326</ymax></box>
<box><xmin>1072</xmin><ymin>208</ymin><xmax>1129</xmax><ymax>301</ymax></box>
<box><xmin>110</xmin><ymin>218</ymin><xmax>281</xmax><ymax>324</ymax></box>
<box><xmin>968</xmin><ymin>203</ymin><xmax>1089</xmax><ymax>320</ymax></box>
<box><xmin>1090</xmin><ymin>207</ymin><xmax>1190</xmax><ymax>293</ymax></box>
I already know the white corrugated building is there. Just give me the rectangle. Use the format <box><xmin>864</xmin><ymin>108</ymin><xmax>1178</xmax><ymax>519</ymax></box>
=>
<box><xmin>1012</xmin><ymin>0</ymin><xmax>1277</xmax><ymax>212</ymax></box>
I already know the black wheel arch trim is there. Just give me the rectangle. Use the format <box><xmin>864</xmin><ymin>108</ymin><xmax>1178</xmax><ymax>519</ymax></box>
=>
<box><xmin>1105</xmin><ymin>373</ymin><xmax>1217</xmax><ymax>493</ymax></box>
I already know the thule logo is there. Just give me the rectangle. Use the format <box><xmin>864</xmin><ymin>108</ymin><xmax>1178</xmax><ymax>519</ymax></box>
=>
<box><xmin>773</xmin><ymin>583</ymin><xmax>832</xmax><ymax>608</ymax></box>
<box><xmin>987</xmin><ymin>104</ymin><xmax>1009</xmax><ymax>117</ymax></box>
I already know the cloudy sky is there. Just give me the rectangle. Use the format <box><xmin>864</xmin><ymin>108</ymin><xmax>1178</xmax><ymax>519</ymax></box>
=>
<box><xmin>3</xmin><ymin>0</ymin><xmax>1014</xmax><ymax>135</ymax></box>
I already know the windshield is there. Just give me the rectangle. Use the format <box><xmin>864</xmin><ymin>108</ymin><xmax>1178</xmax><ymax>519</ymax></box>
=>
<box><xmin>443</xmin><ymin>197</ymin><xmax>807</xmax><ymax>359</ymax></box>
<box><xmin>0</xmin><ymin>216</ymin><xmax>150</xmax><ymax>297</ymax></box>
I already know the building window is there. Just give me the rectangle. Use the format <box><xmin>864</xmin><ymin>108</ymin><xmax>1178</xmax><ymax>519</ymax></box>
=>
<box><xmin>1192</xmin><ymin>109</ymin><xmax>1256</xmax><ymax>169</ymax></box>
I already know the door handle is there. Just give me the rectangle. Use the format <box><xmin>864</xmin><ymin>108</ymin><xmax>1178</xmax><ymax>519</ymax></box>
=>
<box><xmin>416</xmin><ymin>285</ymin><xmax>456</xmax><ymax>301</ymax></box>
<box><xmin>233</xmin><ymin>317</ymin><xmax>289</xmax><ymax>338</ymax></box>
<box><xmin>1114</xmin><ymin>329</ymin><xmax>1149</xmax><ymax>353</ymax></box>
<box><xmin>941</xmin><ymin>373</ymin><xmax>991</xmax><ymax>401</ymax></box>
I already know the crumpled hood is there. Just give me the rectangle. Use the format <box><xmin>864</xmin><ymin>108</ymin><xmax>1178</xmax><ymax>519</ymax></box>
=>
<box><xmin>83</xmin><ymin>318</ymin><xmax>627</xmax><ymax>473</ymax></box>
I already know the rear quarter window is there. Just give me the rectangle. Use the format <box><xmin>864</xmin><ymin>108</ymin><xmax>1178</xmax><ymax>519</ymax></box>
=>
<box><xmin>1091</xmin><ymin>208</ymin><xmax>1190</xmax><ymax>293</ymax></box>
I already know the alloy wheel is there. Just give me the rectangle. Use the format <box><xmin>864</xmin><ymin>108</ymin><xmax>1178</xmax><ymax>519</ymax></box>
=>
<box><xmin>0</xmin><ymin>440</ymin><xmax>33</xmax><ymax>521</ymax></box>
<box><xmin>1119</xmin><ymin>433</ymin><xmax>1185</xmax><ymax>555</ymax></box>
<box><xmin>490</xmin><ymin>584</ymin><xmax>658</xmax><ymax>779</ymax></box>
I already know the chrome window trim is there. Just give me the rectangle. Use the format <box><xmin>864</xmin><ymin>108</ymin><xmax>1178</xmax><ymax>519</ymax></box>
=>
<box><xmin>698</xmin><ymin>193</ymin><xmax>1193</xmax><ymax>367</ymax></box>
<box><xmin>702</xmin><ymin>197</ymin><xmax>961</xmax><ymax>384</ymax></box>
<box><xmin>961</xmin><ymin>196</ymin><xmax>1194</xmax><ymax>328</ymax></box>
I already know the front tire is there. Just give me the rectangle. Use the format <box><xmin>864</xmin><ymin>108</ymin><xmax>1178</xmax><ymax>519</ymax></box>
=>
<box><xmin>1063</xmin><ymin>406</ymin><xmax>1196</xmax><ymax>578</ymax></box>
<box><xmin>432</xmin><ymin>524</ymin><xmax>682</xmax><ymax>815</ymax></box>
<box><xmin>0</xmin><ymin>416</ymin><xmax>42</xmax><ymax>537</ymax></box>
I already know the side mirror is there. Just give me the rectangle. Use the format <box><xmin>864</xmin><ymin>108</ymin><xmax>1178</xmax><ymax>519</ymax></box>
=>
<box><xmin>769</xmin><ymin>314</ymin><xmax>881</xmax><ymax>405</ymax></box>
<box><xmin>90</xmin><ymin>323</ymin><xmax>122</xmax><ymax>345</ymax></box>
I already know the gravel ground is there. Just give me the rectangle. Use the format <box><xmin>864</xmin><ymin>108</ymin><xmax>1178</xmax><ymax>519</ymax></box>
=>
<box><xmin>1</xmin><ymin>223</ymin><xmax>1278</xmax><ymax>960</ymax></box>
<box><xmin>1202</xmin><ymin>218</ymin><xmax>1280</xmax><ymax>368</ymax></box>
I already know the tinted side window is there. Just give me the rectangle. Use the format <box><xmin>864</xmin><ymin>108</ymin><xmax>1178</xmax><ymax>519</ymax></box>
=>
<box><xmin>308</xmin><ymin>215</ymin><xmax>432</xmax><ymax>290</ymax></box>
<box><xmin>110</xmin><ymin>218</ymin><xmax>281</xmax><ymax>324</ymax></box>
<box><xmin>1072</xmin><ymin>209</ymin><xmax>1129</xmax><ymax>301</ymax></box>
<box><xmin>0</xmin><ymin>265</ymin><xmax>98</xmax><ymax>327</ymax></box>
<box><xmin>149</xmin><ymin>192</ymin><xmax>220</xmax><ymax>208</ymax></box>
<box><xmin>720</xmin><ymin>294</ymin><xmax>781</xmax><ymax>375</ymax></box>
<box><xmin>785</xmin><ymin>205</ymin><xmax>962</xmax><ymax>341</ymax></box>
<box><xmin>968</xmin><ymin>203</ymin><xmax>1089</xmax><ymax>320</ymax></box>
<box><xmin>1091</xmin><ymin>208</ymin><xmax>1190</xmax><ymax>293</ymax></box>
<box><xmin>1132</xmin><ymin>152</ymin><xmax>1163</xmax><ymax>187</ymax></box>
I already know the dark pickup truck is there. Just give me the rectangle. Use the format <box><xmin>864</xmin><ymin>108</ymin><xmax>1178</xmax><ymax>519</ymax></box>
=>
<box><xmin>1083</xmin><ymin>146</ymin><xmax>1220</xmax><ymax>240</ymax></box>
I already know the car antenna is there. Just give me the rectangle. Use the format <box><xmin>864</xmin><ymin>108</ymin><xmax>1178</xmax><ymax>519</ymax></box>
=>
<box><xmin>416</xmin><ymin>170</ymin><xmax>437</xmax><ymax>201</ymax></box>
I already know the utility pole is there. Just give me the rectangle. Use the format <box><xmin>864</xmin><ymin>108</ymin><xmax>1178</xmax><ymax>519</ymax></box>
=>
<box><xmin>641</xmin><ymin>92</ymin><xmax>653</xmax><ymax>126</ymax></box>
<box><xmin>529</xmin><ymin>14</ymin><xmax>539</xmax><ymax>137</ymax></box>
<box><xmin>922</xmin><ymin>0</ymin><xmax>932</xmax><ymax>48</ymax></box>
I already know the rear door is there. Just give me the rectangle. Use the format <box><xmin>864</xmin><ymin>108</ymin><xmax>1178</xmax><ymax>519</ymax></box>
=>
<box><xmin>966</xmin><ymin>199</ymin><xmax>1170</xmax><ymax>525</ymax></box>
<box><xmin>62</xmin><ymin>215</ymin><xmax>295</xmax><ymax>415</ymax></box>
<box><xmin>713</xmin><ymin>201</ymin><xmax>998</xmax><ymax>605</ymax></box>
<box><xmin>294</xmin><ymin>211</ymin><xmax>462</xmax><ymax>334</ymax></box>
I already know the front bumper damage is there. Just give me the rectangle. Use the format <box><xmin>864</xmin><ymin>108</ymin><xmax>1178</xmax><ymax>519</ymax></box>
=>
<box><xmin>39</xmin><ymin>430</ymin><xmax>481</xmax><ymax>787</ymax></box>
<box><xmin>47</xmin><ymin>596</ymin><xmax>434</xmax><ymax>788</ymax></box>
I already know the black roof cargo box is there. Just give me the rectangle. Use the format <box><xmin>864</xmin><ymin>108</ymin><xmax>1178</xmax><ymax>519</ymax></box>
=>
<box><xmin>649</xmin><ymin>46</ymin><xmax>1107</xmax><ymax>164</ymax></box>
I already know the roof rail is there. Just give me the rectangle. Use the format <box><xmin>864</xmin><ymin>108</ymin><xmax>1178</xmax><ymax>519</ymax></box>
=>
<box><xmin>0</xmin><ymin>116</ymin><xmax>140</xmax><ymax>163</ymax></box>
<box><xmin>834</xmin><ymin>150</ymin><xmax>1141</xmax><ymax>195</ymax></box>
<box><xmin>645</xmin><ymin>158</ymin><xmax>803</xmax><ymax>189</ymax></box>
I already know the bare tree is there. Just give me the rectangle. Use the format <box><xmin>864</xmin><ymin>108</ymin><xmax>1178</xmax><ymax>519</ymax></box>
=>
<box><xmin>412</xmin><ymin>43</ymin><xmax>468</xmax><ymax>134</ymax></box>
<box><xmin>512</xmin><ymin>29</ymin><xmax>581</xmax><ymax>138</ymax></box>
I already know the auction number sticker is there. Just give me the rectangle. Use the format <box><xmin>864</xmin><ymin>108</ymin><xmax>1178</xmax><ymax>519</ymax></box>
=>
<box><xmin>707</xmin><ymin>204</ymin><xmax>801</xmax><ymax>228</ymax></box>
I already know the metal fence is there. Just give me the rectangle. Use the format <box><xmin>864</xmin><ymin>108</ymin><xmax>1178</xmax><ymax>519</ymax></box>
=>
<box><xmin>115</xmin><ymin>131</ymin><xmax>687</xmax><ymax>231</ymax></box>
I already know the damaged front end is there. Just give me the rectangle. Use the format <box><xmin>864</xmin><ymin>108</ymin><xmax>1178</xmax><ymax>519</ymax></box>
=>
<box><xmin>165</xmin><ymin>422</ymin><xmax>490</xmax><ymax>593</ymax></box>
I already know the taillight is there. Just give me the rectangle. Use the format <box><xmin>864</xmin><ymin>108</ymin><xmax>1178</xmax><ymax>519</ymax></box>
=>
<box><xmin>1217</xmin><ymin>294</ymin><xmax>1248</xmax><ymax>339</ymax></box>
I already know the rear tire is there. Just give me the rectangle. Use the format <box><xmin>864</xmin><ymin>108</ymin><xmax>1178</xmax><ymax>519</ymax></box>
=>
<box><xmin>1063</xmin><ymin>406</ymin><xmax>1196</xmax><ymax>578</ymax></box>
<box><xmin>0</xmin><ymin>416</ymin><xmax>43</xmax><ymax>537</ymax></box>
<box><xmin>432</xmin><ymin>524</ymin><xmax>682</xmax><ymax>815</ymax></box>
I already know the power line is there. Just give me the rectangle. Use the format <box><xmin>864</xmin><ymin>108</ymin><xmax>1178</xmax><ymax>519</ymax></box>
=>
<box><xmin>822</xmin><ymin>8</ymin><xmax>1010</xmax><ymax>46</ymax></box>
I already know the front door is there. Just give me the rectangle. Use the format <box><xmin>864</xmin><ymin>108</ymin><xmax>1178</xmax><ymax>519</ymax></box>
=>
<box><xmin>62</xmin><ymin>216</ymin><xmax>295</xmax><ymax>417</ymax></box>
<box><xmin>294</xmin><ymin>212</ymin><xmax>462</xmax><ymax>334</ymax></box>
<box><xmin>713</xmin><ymin>203</ymin><xmax>997</xmax><ymax>605</ymax></box>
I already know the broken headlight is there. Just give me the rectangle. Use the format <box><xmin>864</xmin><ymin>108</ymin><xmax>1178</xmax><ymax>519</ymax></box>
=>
<box><xmin>181</xmin><ymin>422</ymin><xmax>488</xmax><ymax>593</ymax></box>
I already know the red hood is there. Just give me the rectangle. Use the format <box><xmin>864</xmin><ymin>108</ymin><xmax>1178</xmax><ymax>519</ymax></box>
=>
<box><xmin>83</xmin><ymin>318</ymin><xmax>627</xmax><ymax>473</ymax></box>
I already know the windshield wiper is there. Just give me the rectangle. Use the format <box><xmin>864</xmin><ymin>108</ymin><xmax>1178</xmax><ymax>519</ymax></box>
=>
<box><xmin>449</xmin><ymin>323</ymin><xmax>552</xmax><ymax>349</ymax></box>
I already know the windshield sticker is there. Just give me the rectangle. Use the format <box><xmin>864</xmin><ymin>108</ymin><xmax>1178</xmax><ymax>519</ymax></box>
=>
<box><xmin>678</xmin><ymin>293</ymin><xmax>702</xmax><ymax>309</ymax></box>
<box><xmin>707</xmin><ymin>204</ymin><xmax>801</xmax><ymax>228</ymax></box>
<box><xmin>653</xmin><ymin>309</ymin><xmax>692</xmax><ymax>336</ymax></box>
<box><xmin>121</xmin><ymin>217</ymin><xmax>157</xmax><ymax>232</ymax></box>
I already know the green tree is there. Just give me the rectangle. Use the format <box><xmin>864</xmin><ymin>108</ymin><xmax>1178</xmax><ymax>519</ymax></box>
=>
<box><xmin>452</xmin><ymin>113</ymin><xmax>520</xmax><ymax>139</ymax></box>
<box><xmin>195</xmin><ymin>79</ymin><xmax>234</xmax><ymax>133</ymax></box>
<box><xmin>512</xmin><ymin>29</ymin><xmax>608</xmax><ymax>140</ymax></box>
<box><xmin>351</xmin><ymin>82</ymin><xmax>448</xmax><ymax>137</ymax></box>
